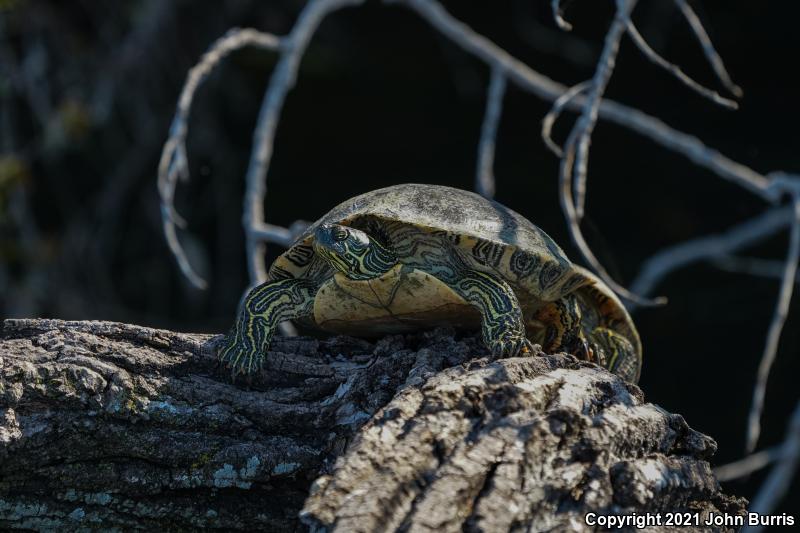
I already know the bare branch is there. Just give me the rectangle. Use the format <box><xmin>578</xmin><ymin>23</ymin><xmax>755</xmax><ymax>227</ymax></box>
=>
<box><xmin>746</xmin><ymin>197</ymin><xmax>800</xmax><ymax>453</ymax></box>
<box><xmin>566</xmin><ymin>0</ymin><xmax>637</xmax><ymax>222</ymax></box>
<box><xmin>157</xmin><ymin>28</ymin><xmax>281</xmax><ymax>289</ymax></box>
<box><xmin>625</xmin><ymin>21</ymin><xmax>738</xmax><ymax>109</ymax></box>
<box><xmin>475</xmin><ymin>67</ymin><xmax>506</xmax><ymax>199</ymax></box>
<box><xmin>743</xmin><ymin>401</ymin><xmax>800</xmax><ymax>532</ymax></box>
<box><xmin>388</xmin><ymin>0</ymin><xmax>773</xmax><ymax>201</ymax></box>
<box><xmin>555</xmin><ymin>0</ymin><xmax>666</xmax><ymax>307</ymax></box>
<box><xmin>243</xmin><ymin>0</ymin><xmax>365</xmax><ymax>285</ymax></box>
<box><xmin>674</xmin><ymin>0</ymin><xmax>743</xmax><ymax>98</ymax></box>
<box><xmin>629</xmin><ymin>206</ymin><xmax>793</xmax><ymax>300</ymax></box>
<box><xmin>541</xmin><ymin>80</ymin><xmax>590</xmax><ymax>157</ymax></box>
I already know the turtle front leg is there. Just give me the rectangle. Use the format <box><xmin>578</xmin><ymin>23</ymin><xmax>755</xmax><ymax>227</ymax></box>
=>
<box><xmin>533</xmin><ymin>294</ymin><xmax>589</xmax><ymax>357</ymax></box>
<box><xmin>218</xmin><ymin>277</ymin><xmax>317</xmax><ymax>376</ymax></box>
<box><xmin>447</xmin><ymin>270</ymin><xmax>534</xmax><ymax>358</ymax></box>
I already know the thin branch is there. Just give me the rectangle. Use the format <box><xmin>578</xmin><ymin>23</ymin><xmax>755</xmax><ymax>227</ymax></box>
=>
<box><xmin>629</xmin><ymin>206</ymin><xmax>793</xmax><ymax>301</ymax></box>
<box><xmin>387</xmin><ymin>0</ymin><xmax>774</xmax><ymax>199</ymax></box>
<box><xmin>567</xmin><ymin>0</ymin><xmax>638</xmax><ymax>223</ymax></box>
<box><xmin>714</xmin><ymin>445</ymin><xmax>784</xmax><ymax>482</ymax></box>
<box><xmin>742</xmin><ymin>401</ymin><xmax>800</xmax><ymax>533</ymax></box>
<box><xmin>243</xmin><ymin>0</ymin><xmax>364</xmax><ymax>285</ymax></box>
<box><xmin>556</xmin><ymin>0</ymin><xmax>664</xmax><ymax>307</ymax></box>
<box><xmin>541</xmin><ymin>80</ymin><xmax>590</xmax><ymax>157</ymax></box>
<box><xmin>746</xmin><ymin>196</ymin><xmax>800</xmax><ymax>453</ymax></box>
<box><xmin>475</xmin><ymin>67</ymin><xmax>506</xmax><ymax>199</ymax></box>
<box><xmin>157</xmin><ymin>28</ymin><xmax>281</xmax><ymax>289</ymax></box>
<box><xmin>625</xmin><ymin>20</ymin><xmax>738</xmax><ymax>109</ymax></box>
<box><xmin>674</xmin><ymin>0</ymin><xmax>743</xmax><ymax>98</ymax></box>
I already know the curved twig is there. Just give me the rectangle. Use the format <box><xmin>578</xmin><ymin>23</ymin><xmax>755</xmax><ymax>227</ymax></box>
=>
<box><xmin>625</xmin><ymin>20</ymin><xmax>738</xmax><ymax>109</ymax></box>
<box><xmin>157</xmin><ymin>28</ymin><xmax>281</xmax><ymax>289</ymax></box>
<box><xmin>552</xmin><ymin>0</ymin><xmax>637</xmax><ymax>225</ymax></box>
<box><xmin>674</xmin><ymin>0</ymin><xmax>742</xmax><ymax>98</ymax></box>
<box><xmin>557</xmin><ymin>0</ymin><xmax>665</xmax><ymax>307</ymax></box>
<box><xmin>746</xmin><ymin>195</ymin><xmax>800</xmax><ymax>453</ymax></box>
<box><xmin>541</xmin><ymin>80</ymin><xmax>591</xmax><ymax>157</ymax></box>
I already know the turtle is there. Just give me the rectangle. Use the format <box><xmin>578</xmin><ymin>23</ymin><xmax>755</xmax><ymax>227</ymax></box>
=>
<box><xmin>219</xmin><ymin>183</ymin><xmax>642</xmax><ymax>382</ymax></box>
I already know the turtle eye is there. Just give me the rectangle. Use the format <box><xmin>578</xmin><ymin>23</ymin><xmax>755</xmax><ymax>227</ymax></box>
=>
<box><xmin>333</xmin><ymin>227</ymin><xmax>349</xmax><ymax>242</ymax></box>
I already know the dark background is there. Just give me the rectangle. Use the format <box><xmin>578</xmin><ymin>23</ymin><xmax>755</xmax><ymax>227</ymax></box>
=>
<box><xmin>1</xmin><ymin>0</ymin><xmax>798</xmax><ymax>518</ymax></box>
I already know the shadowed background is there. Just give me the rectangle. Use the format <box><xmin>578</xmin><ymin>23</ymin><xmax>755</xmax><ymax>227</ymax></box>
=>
<box><xmin>1</xmin><ymin>0</ymin><xmax>798</xmax><ymax>518</ymax></box>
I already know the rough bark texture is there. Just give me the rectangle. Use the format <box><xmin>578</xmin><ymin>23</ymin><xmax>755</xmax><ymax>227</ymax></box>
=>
<box><xmin>0</xmin><ymin>319</ymin><xmax>745</xmax><ymax>531</ymax></box>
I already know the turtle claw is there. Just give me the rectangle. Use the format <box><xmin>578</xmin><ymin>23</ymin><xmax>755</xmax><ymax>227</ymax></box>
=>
<box><xmin>218</xmin><ymin>332</ymin><xmax>264</xmax><ymax>378</ymax></box>
<box><xmin>489</xmin><ymin>340</ymin><xmax>507</xmax><ymax>358</ymax></box>
<box><xmin>483</xmin><ymin>312</ymin><xmax>533</xmax><ymax>359</ymax></box>
<box><xmin>486</xmin><ymin>333</ymin><xmax>533</xmax><ymax>359</ymax></box>
<box><xmin>520</xmin><ymin>338</ymin><xmax>536</xmax><ymax>355</ymax></box>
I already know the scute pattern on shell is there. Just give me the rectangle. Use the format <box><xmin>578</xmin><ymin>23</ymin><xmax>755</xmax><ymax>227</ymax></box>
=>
<box><xmin>277</xmin><ymin>183</ymin><xmax>583</xmax><ymax>299</ymax></box>
<box><xmin>471</xmin><ymin>240</ymin><xmax>505</xmax><ymax>267</ymax></box>
<box><xmin>509</xmin><ymin>249</ymin><xmax>538</xmax><ymax>279</ymax></box>
<box><xmin>284</xmin><ymin>244</ymin><xmax>314</xmax><ymax>268</ymax></box>
<box><xmin>301</xmin><ymin>184</ymin><xmax>569</xmax><ymax>258</ymax></box>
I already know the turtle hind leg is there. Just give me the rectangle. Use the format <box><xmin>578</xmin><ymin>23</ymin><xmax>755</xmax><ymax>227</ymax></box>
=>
<box><xmin>219</xmin><ymin>277</ymin><xmax>317</xmax><ymax>377</ymax></box>
<box><xmin>535</xmin><ymin>296</ymin><xmax>641</xmax><ymax>381</ymax></box>
<box><xmin>588</xmin><ymin>327</ymin><xmax>640</xmax><ymax>382</ymax></box>
<box><xmin>533</xmin><ymin>294</ymin><xmax>588</xmax><ymax>357</ymax></box>
<box><xmin>445</xmin><ymin>269</ymin><xmax>533</xmax><ymax>358</ymax></box>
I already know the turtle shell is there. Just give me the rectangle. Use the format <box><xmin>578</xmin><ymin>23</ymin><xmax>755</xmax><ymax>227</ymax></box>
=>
<box><xmin>268</xmin><ymin>183</ymin><xmax>640</xmax><ymax>378</ymax></box>
<box><xmin>270</xmin><ymin>183</ymin><xmax>589</xmax><ymax>302</ymax></box>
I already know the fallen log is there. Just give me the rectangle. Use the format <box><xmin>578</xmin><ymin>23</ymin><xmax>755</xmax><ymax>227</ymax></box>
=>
<box><xmin>0</xmin><ymin>319</ymin><xmax>745</xmax><ymax>531</ymax></box>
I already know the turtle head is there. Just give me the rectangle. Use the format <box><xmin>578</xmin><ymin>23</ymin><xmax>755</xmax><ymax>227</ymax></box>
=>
<box><xmin>313</xmin><ymin>223</ymin><xmax>397</xmax><ymax>280</ymax></box>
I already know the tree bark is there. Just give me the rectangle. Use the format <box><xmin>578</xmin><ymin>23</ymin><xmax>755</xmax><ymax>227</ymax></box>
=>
<box><xmin>0</xmin><ymin>319</ymin><xmax>745</xmax><ymax>531</ymax></box>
